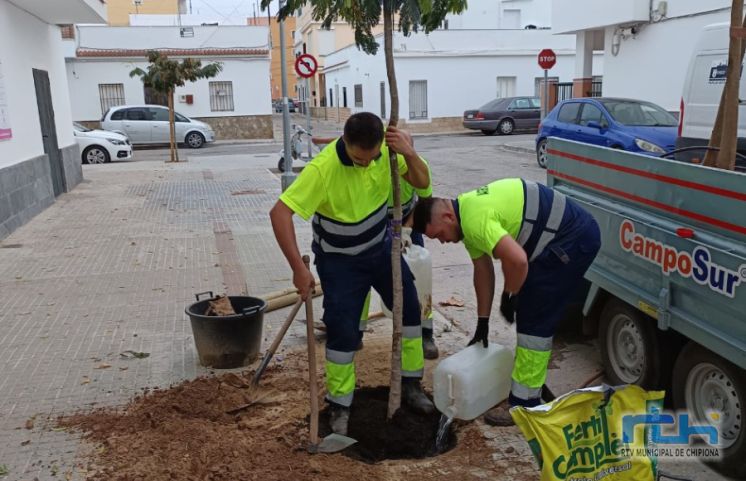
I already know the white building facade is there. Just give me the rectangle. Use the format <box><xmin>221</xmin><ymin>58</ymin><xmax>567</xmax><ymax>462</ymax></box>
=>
<box><xmin>553</xmin><ymin>0</ymin><xmax>736</xmax><ymax>111</ymax></box>
<box><xmin>65</xmin><ymin>25</ymin><xmax>273</xmax><ymax>139</ymax></box>
<box><xmin>0</xmin><ymin>0</ymin><xmax>106</xmax><ymax>240</ymax></box>
<box><xmin>317</xmin><ymin>29</ymin><xmax>602</xmax><ymax>130</ymax></box>
<box><xmin>445</xmin><ymin>0</ymin><xmax>552</xmax><ymax>29</ymax></box>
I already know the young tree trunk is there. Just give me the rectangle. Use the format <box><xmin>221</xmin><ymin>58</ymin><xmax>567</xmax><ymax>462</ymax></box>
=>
<box><xmin>168</xmin><ymin>89</ymin><xmax>180</xmax><ymax>163</ymax></box>
<box><xmin>715</xmin><ymin>0</ymin><xmax>743</xmax><ymax>171</ymax></box>
<box><xmin>703</xmin><ymin>11</ymin><xmax>746</xmax><ymax>168</ymax></box>
<box><xmin>384</xmin><ymin>0</ymin><xmax>402</xmax><ymax>420</ymax></box>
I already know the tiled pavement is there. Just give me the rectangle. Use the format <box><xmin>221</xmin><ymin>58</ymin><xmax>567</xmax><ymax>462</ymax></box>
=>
<box><xmin>0</xmin><ymin>155</ymin><xmax>326</xmax><ymax>480</ymax></box>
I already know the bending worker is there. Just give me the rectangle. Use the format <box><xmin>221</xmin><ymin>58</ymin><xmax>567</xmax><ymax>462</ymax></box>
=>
<box><xmin>412</xmin><ymin>178</ymin><xmax>600</xmax><ymax>425</ymax></box>
<box><xmin>269</xmin><ymin>112</ymin><xmax>435</xmax><ymax>436</ymax></box>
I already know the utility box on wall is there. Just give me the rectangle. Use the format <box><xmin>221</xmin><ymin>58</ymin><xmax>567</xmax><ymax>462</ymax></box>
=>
<box><xmin>179</xmin><ymin>94</ymin><xmax>194</xmax><ymax>104</ymax></box>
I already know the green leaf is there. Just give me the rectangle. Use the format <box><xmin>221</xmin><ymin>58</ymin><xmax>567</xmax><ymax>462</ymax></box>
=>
<box><xmin>0</xmin><ymin>465</ymin><xmax>8</xmax><ymax>477</ymax></box>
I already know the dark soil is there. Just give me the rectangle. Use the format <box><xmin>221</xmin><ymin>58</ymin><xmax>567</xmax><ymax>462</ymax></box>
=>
<box><xmin>319</xmin><ymin>386</ymin><xmax>456</xmax><ymax>463</ymax></box>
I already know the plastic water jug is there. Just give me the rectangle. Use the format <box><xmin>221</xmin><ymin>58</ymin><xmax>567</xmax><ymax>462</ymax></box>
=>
<box><xmin>381</xmin><ymin>228</ymin><xmax>432</xmax><ymax>320</ymax></box>
<box><xmin>433</xmin><ymin>343</ymin><xmax>514</xmax><ymax>420</ymax></box>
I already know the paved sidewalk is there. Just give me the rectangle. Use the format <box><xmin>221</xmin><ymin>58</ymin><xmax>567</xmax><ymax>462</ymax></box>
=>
<box><xmin>0</xmin><ymin>153</ymin><xmax>470</xmax><ymax>481</ymax></box>
<box><xmin>0</xmin><ymin>155</ymin><xmax>313</xmax><ymax>480</ymax></box>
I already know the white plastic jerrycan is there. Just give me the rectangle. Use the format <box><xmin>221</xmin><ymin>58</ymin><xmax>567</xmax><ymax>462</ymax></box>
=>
<box><xmin>381</xmin><ymin>227</ymin><xmax>432</xmax><ymax>320</ymax></box>
<box><xmin>433</xmin><ymin>343</ymin><xmax>514</xmax><ymax>420</ymax></box>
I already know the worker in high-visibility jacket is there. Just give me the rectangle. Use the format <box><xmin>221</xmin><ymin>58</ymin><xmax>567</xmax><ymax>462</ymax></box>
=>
<box><xmin>270</xmin><ymin>112</ymin><xmax>435</xmax><ymax>436</ymax></box>
<box><xmin>412</xmin><ymin>178</ymin><xmax>601</xmax><ymax>425</ymax></box>
<box><xmin>359</xmin><ymin>154</ymin><xmax>439</xmax><ymax>359</ymax></box>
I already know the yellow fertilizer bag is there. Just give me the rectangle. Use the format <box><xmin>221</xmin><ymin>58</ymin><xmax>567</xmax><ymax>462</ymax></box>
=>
<box><xmin>511</xmin><ymin>385</ymin><xmax>664</xmax><ymax>481</ymax></box>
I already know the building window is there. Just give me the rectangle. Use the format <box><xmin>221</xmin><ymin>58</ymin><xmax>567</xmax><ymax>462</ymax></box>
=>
<box><xmin>354</xmin><ymin>84</ymin><xmax>363</xmax><ymax>107</ymax></box>
<box><xmin>98</xmin><ymin>83</ymin><xmax>125</xmax><ymax>116</ymax></box>
<box><xmin>59</xmin><ymin>24</ymin><xmax>74</xmax><ymax>39</ymax></box>
<box><xmin>409</xmin><ymin>80</ymin><xmax>428</xmax><ymax>119</ymax></box>
<box><xmin>502</xmin><ymin>9</ymin><xmax>521</xmax><ymax>29</ymax></box>
<box><xmin>342</xmin><ymin>87</ymin><xmax>348</xmax><ymax>107</ymax></box>
<box><xmin>329</xmin><ymin>88</ymin><xmax>333</xmax><ymax>107</ymax></box>
<box><xmin>209</xmin><ymin>81</ymin><xmax>234</xmax><ymax>112</ymax></box>
<box><xmin>495</xmin><ymin>76</ymin><xmax>516</xmax><ymax>98</ymax></box>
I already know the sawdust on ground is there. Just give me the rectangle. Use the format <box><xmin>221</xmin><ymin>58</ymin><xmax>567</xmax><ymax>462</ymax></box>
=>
<box><xmin>59</xmin><ymin>340</ymin><xmax>539</xmax><ymax>481</ymax></box>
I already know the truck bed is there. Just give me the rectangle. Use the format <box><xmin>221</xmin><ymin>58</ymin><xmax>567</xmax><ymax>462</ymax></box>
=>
<box><xmin>546</xmin><ymin>138</ymin><xmax>746</xmax><ymax>370</ymax></box>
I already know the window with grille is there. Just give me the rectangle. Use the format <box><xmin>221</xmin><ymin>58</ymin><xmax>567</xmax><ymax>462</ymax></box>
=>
<box><xmin>59</xmin><ymin>25</ymin><xmax>74</xmax><ymax>39</ymax></box>
<box><xmin>98</xmin><ymin>84</ymin><xmax>125</xmax><ymax>116</ymax></box>
<box><xmin>354</xmin><ymin>84</ymin><xmax>363</xmax><ymax>107</ymax></box>
<box><xmin>209</xmin><ymin>81</ymin><xmax>234</xmax><ymax>112</ymax></box>
<box><xmin>409</xmin><ymin>80</ymin><xmax>428</xmax><ymax>119</ymax></box>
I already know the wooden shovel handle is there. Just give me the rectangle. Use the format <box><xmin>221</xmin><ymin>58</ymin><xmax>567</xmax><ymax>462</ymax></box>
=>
<box><xmin>303</xmin><ymin>255</ymin><xmax>320</xmax><ymax>446</ymax></box>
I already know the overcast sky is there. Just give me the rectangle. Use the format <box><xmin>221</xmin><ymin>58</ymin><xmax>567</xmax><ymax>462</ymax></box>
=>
<box><xmin>187</xmin><ymin>0</ymin><xmax>281</xmax><ymax>19</ymax></box>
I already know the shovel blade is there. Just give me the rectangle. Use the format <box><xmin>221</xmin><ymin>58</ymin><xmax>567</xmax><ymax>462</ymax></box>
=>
<box><xmin>311</xmin><ymin>434</ymin><xmax>357</xmax><ymax>454</ymax></box>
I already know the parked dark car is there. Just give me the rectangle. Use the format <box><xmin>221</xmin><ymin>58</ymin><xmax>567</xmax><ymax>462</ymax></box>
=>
<box><xmin>273</xmin><ymin>99</ymin><xmax>297</xmax><ymax>113</ymax></box>
<box><xmin>463</xmin><ymin>96</ymin><xmax>541</xmax><ymax>135</ymax></box>
<box><xmin>535</xmin><ymin>97</ymin><xmax>678</xmax><ymax>168</ymax></box>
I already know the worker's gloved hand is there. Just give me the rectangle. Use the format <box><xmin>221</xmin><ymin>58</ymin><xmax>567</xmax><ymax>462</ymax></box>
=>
<box><xmin>468</xmin><ymin>317</ymin><xmax>489</xmax><ymax>348</ymax></box>
<box><xmin>500</xmin><ymin>291</ymin><xmax>517</xmax><ymax>324</ymax></box>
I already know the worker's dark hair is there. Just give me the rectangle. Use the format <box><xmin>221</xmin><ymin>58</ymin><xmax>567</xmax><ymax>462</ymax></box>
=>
<box><xmin>344</xmin><ymin>112</ymin><xmax>384</xmax><ymax>150</ymax></box>
<box><xmin>412</xmin><ymin>197</ymin><xmax>438</xmax><ymax>233</ymax></box>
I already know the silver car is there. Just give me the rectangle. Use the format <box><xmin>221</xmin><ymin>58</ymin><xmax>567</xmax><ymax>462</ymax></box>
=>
<box><xmin>101</xmin><ymin>105</ymin><xmax>215</xmax><ymax>148</ymax></box>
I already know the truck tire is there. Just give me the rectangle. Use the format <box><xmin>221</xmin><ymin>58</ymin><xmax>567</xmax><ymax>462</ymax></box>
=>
<box><xmin>673</xmin><ymin>342</ymin><xmax>746</xmax><ymax>478</ymax></box>
<box><xmin>599</xmin><ymin>298</ymin><xmax>662</xmax><ymax>389</ymax></box>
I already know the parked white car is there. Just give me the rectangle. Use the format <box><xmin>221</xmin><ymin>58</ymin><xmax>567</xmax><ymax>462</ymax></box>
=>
<box><xmin>73</xmin><ymin>122</ymin><xmax>132</xmax><ymax>164</ymax></box>
<box><xmin>100</xmin><ymin>105</ymin><xmax>215</xmax><ymax>149</ymax></box>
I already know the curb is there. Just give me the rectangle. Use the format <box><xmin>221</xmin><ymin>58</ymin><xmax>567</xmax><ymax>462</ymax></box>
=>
<box><xmin>500</xmin><ymin>144</ymin><xmax>535</xmax><ymax>155</ymax></box>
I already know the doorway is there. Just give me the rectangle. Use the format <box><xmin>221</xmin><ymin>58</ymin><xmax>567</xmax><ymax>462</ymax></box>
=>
<box><xmin>33</xmin><ymin>69</ymin><xmax>65</xmax><ymax>197</ymax></box>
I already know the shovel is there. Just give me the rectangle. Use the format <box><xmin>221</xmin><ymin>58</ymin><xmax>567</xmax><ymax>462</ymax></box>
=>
<box><xmin>302</xmin><ymin>255</ymin><xmax>357</xmax><ymax>454</ymax></box>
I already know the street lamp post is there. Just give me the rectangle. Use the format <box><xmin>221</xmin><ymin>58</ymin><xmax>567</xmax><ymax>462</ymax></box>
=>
<box><xmin>279</xmin><ymin>0</ymin><xmax>294</xmax><ymax>191</ymax></box>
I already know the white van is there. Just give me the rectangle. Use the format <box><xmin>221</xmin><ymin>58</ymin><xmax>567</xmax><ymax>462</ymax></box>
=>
<box><xmin>677</xmin><ymin>22</ymin><xmax>746</xmax><ymax>171</ymax></box>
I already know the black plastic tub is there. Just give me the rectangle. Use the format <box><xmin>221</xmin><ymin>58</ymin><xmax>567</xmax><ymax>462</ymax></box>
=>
<box><xmin>185</xmin><ymin>292</ymin><xmax>267</xmax><ymax>369</ymax></box>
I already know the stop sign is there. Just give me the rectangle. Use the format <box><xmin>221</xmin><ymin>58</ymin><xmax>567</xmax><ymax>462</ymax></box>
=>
<box><xmin>538</xmin><ymin>49</ymin><xmax>557</xmax><ymax>70</ymax></box>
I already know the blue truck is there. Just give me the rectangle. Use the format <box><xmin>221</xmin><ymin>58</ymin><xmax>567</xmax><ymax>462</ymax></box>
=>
<box><xmin>546</xmin><ymin>138</ymin><xmax>745</xmax><ymax>477</ymax></box>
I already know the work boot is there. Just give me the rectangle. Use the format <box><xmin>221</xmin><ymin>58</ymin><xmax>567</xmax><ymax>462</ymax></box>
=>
<box><xmin>422</xmin><ymin>329</ymin><xmax>439</xmax><ymax>360</ymax></box>
<box><xmin>402</xmin><ymin>379</ymin><xmax>435</xmax><ymax>414</ymax></box>
<box><xmin>484</xmin><ymin>403</ymin><xmax>515</xmax><ymax>427</ymax></box>
<box><xmin>329</xmin><ymin>404</ymin><xmax>350</xmax><ymax>436</ymax></box>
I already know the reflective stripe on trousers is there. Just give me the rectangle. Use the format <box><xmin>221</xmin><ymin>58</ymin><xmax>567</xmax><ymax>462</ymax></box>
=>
<box><xmin>516</xmin><ymin>181</ymin><xmax>567</xmax><ymax>261</ymax></box>
<box><xmin>510</xmin><ymin>333</ymin><xmax>553</xmax><ymax>406</ymax></box>
<box><xmin>325</xmin><ymin>328</ymin><xmax>424</xmax><ymax>406</ymax></box>
<box><xmin>325</xmin><ymin>348</ymin><xmax>356</xmax><ymax>406</ymax></box>
<box><xmin>401</xmin><ymin>325</ymin><xmax>424</xmax><ymax>377</ymax></box>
